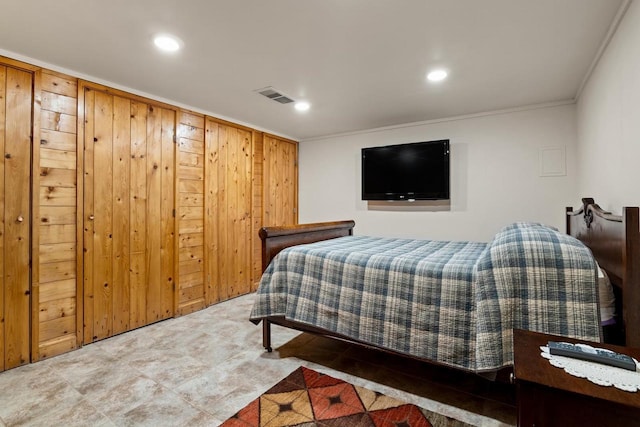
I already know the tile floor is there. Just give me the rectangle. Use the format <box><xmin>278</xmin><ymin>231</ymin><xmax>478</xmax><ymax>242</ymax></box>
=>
<box><xmin>0</xmin><ymin>294</ymin><xmax>516</xmax><ymax>426</ymax></box>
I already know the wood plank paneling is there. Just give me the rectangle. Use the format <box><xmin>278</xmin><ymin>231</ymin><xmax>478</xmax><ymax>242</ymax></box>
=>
<box><xmin>180</xmin><ymin>284</ymin><xmax>204</xmax><ymax>302</ymax></box>
<box><xmin>179</xmin><ymin>165</ymin><xmax>203</xmax><ymax>181</ymax></box>
<box><xmin>40</xmin><ymin>129</ymin><xmax>76</xmax><ymax>151</ymax></box>
<box><xmin>36</xmin><ymin>68</ymin><xmax>78</xmax><ymax>358</ymax></box>
<box><xmin>36</xmin><ymin>69</ymin><xmax>82</xmax><ymax>360</ymax></box>
<box><xmin>179</xmin><ymin>259</ymin><xmax>203</xmax><ymax>275</ymax></box>
<box><xmin>0</xmin><ymin>56</ymin><xmax>300</xmax><ymax>370</ymax></box>
<box><xmin>239</xmin><ymin>130</ymin><xmax>252</xmax><ymax>296</ymax></box>
<box><xmin>3</xmin><ymin>66</ymin><xmax>33</xmax><ymax>369</ymax></box>
<box><xmin>40</xmin><ymin>186</ymin><xmax>76</xmax><ymax>206</ymax></box>
<box><xmin>40</xmin><ymin>224</ymin><xmax>75</xmax><ymax>244</ymax></box>
<box><xmin>39</xmin><ymin>279</ymin><xmax>76</xmax><ymax>302</ymax></box>
<box><xmin>83</xmin><ymin>86</ymin><xmax>176</xmax><ymax>340</ymax></box>
<box><xmin>180</xmin><ymin>219</ymin><xmax>204</xmax><ymax>234</ymax></box>
<box><xmin>40</xmin><ymin>206</ymin><xmax>76</xmax><ymax>225</ymax></box>
<box><xmin>179</xmin><ymin>207</ymin><xmax>203</xmax><ymax>220</ymax></box>
<box><xmin>145</xmin><ymin>105</ymin><xmax>162</xmax><ymax>323</ymax></box>
<box><xmin>179</xmin><ymin>192</ymin><xmax>204</xmax><ymax>207</ymax></box>
<box><xmin>112</xmin><ymin>95</ymin><xmax>131</xmax><ymax>335</ymax></box>
<box><xmin>92</xmin><ymin>90</ymin><xmax>115</xmax><ymax>340</ymax></box>
<box><xmin>205</xmin><ymin>122</ymin><xmax>219</xmax><ymax>304</ymax></box>
<box><xmin>179</xmin><ymin>246</ymin><xmax>203</xmax><ymax>263</ymax></box>
<box><xmin>39</xmin><ymin>316</ymin><xmax>75</xmax><ymax>342</ymax></box>
<box><xmin>251</xmin><ymin>132</ymin><xmax>263</xmax><ymax>289</ymax></box>
<box><xmin>160</xmin><ymin>108</ymin><xmax>175</xmax><ymax>320</ymax></box>
<box><xmin>38</xmin><ymin>335</ymin><xmax>76</xmax><ymax>360</ymax></box>
<box><xmin>178</xmin><ymin>137</ymin><xmax>204</xmax><ymax>154</ymax></box>
<box><xmin>178</xmin><ymin>179</ymin><xmax>203</xmax><ymax>194</ymax></box>
<box><xmin>42</xmin><ymin>92</ymin><xmax>76</xmax><ymax>116</ymax></box>
<box><xmin>129</xmin><ymin>101</ymin><xmax>147</xmax><ymax>329</ymax></box>
<box><xmin>178</xmin><ymin>299</ymin><xmax>205</xmax><ymax>316</ymax></box>
<box><xmin>40</xmin><ymin>147</ymin><xmax>76</xmax><ymax>169</ymax></box>
<box><xmin>40</xmin><ymin>260</ymin><xmax>76</xmax><ymax>284</ymax></box>
<box><xmin>258</xmin><ymin>134</ymin><xmax>298</xmax><ymax>290</ymax></box>
<box><xmin>40</xmin><ymin>243</ymin><xmax>76</xmax><ymax>264</ymax></box>
<box><xmin>179</xmin><ymin>233</ymin><xmax>203</xmax><ymax>248</ymax></box>
<box><xmin>0</xmin><ymin>66</ymin><xmax>6</xmax><ymax>372</ymax></box>
<box><xmin>179</xmin><ymin>152</ymin><xmax>204</xmax><ymax>168</ymax></box>
<box><xmin>205</xmin><ymin>119</ymin><xmax>253</xmax><ymax>303</ymax></box>
<box><xmin>40</xmin><ymin>167</ymin><xmax>76</xmax><ymax>188</ymax></box>
<box><xmin>180</xmin><ymin>112</ymin><xmax>204</xmax><ymax>129</ymax></box>
<box><xmin>81</xmin><ymin>86</ymin><xmax>95</xmax><ymax>344</ymax></box>
<box><xmin>40</xmin><ymin>72</ymin><xmax>77</xmax><ymax>98</ymax></box>
<box><xmin>129</xmin><ymin>252</ymin><xmax>146</xmax><ymax>329</ymax></box>
<box><xmin>176</xmin><ymin>112</ymin><xmax>205</xmax><ymax>315</ymax></box>
<box><xmin>130</xmin><ymin>102</ymin><xmax>148</xmax><ymax>253</ymax></box>
<box><xmin>180</xmin><ymin>271</ymin><xmax>205</xmax><ymax>288</ymax></box>
<box><xmin>41</xmin><ymin>110</ymin><xmax>75</xmax><ymax>134</ymax></box>
<box><xmin>39</xmin><ymin>297</ymin><xmax>76</xmax><ymax>322</ymax></box>
<box><xmin>263</xmin><ymin>135</ymin><xmax>298</xmax><ymax>228</ymax></box>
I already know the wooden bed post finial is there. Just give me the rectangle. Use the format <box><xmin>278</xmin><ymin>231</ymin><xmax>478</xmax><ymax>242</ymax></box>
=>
<box><xmin>582</xmin><ymin>197</ymin><xmax>595</xmax><ymax>228</ymax></box>
<box><xmin>582</xmin><ymin>197</ymin><xmax>595</xmax><ymax>209</ymax></box>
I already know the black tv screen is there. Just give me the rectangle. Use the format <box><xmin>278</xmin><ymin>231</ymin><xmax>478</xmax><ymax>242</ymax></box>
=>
<box><xmin>361</xmin><ymin>139</ymin><xmax>450</xmax><ymax>201</ymax></box>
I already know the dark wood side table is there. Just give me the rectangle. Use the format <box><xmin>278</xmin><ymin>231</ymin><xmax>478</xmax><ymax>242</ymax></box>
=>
<box><xmin>513</xmin><ymin>329</ymin><xmax>640</xmax><ymax>427</ymax></box>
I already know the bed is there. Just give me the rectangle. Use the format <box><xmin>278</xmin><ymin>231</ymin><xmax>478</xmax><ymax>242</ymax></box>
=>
<box><xmin>250</xmin><ymin>198</ymin><xmax>639</xmax><ymax>373</ymax></box>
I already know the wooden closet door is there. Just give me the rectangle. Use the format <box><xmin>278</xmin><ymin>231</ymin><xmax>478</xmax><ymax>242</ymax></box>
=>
<box><xmin>263</xmin><ymin>135</ymin><xmax>298</xmax><ymax>227</ymax></box>
<box><xmin>1</xmin><ymin>65</ymin><xmax>33</xmax><ymax>370</ymax></box>
<box><xmin>204</xmin><ymin>119</ymin><xmax>253</xmax><ymax>303</ymax></box>
<box><xmin>83</xmin><ymin>89</ymin><xmax>175</xmax><ymax>342</ymax></box>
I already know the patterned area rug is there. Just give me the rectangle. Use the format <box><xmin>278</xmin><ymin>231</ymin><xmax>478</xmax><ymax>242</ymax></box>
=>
<box><xmin>221</xmin><ymin>366</ymin><xmax>470</xmax><ymax>426</ymax></box>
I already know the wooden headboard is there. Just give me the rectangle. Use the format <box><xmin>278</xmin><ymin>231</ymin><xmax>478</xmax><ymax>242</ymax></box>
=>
<box><xmin>258</xmin><ymin>220</ymin><xmax>355</xmax><ymax>272</ymax></box>
<box><xmin>567</xmin><ymin>198</ymin><xmax>640</xmax><ymax>347</ymax></box>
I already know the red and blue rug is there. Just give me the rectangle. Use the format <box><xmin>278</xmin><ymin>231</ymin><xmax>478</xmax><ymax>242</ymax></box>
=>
<box><xmin>221</xmin><ymin>366</ymin><xmax>470</xmax><ymax>426</ymax></box>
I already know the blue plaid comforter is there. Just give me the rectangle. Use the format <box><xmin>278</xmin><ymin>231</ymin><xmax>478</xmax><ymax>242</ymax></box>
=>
<box><xmin>250</xmin><ymin>223</ymin><xmax>601</xmax><ymax>372</ymax></box>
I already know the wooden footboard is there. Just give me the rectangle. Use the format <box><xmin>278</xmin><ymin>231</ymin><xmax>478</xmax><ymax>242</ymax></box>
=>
<box><xmin>567</xmin><ymin>198</ymin><xmax>640</xmax><ymax>347</ymax></box>
<box><xmin>259</xmin><ymin>220</ymin><xmax>355</xmax><ymax>272</ymax></box>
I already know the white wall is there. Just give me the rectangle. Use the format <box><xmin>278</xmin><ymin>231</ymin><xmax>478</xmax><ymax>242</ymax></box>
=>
<box><xmin>576</xmin><ymin>0</ymin><xmax>640</xmax><ymax>212</ymax></box>
<box><xmin>299</xmin><ymin>104</ymin><xmax>578</xmax><ymax>242</ymax></box>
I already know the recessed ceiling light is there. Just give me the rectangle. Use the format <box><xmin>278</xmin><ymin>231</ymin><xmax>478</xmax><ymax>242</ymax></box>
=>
<box><xmin>153</xmin><ymin>34</ymin><xmax>181</xmax><ymax>52</ymax></box>
<box><xmin>294</xmin><ymin>101</ymin><xmax>310</xmax><ymax>112</ymax></box>
<box><xmin>427</xmin><ymin>69</ymin><xmax>448</xmax><ymax>82</ymax></box>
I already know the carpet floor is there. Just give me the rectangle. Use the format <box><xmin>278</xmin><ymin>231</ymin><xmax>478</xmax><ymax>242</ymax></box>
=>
<box><xmin>222</xmin><ymin>366</ymin><xmax>471</xmax><ymax>427</ymax></box>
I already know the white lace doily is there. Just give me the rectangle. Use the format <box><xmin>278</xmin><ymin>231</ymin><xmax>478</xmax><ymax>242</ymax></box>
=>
<box><xmin>540</xmin><ymin>344</ymin><xmax>640</xmax><ymax>392</ymax></box>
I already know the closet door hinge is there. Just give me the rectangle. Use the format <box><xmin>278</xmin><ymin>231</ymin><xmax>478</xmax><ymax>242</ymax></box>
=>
<box><xmin>173</xmin><ymin>134</ymin><xmax>177</xmax><ymax>144</ymax></box>
<box><xmin>172</xmin><ymin>209</ymin><xmax>176</xmax><ymax>217</ymax></box>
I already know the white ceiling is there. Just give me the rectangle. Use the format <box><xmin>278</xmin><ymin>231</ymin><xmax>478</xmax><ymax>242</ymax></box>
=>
<box><xmin>0</xmin><ymin>0</ymin><xmax>626</xmax><ymax>140</ymax></box>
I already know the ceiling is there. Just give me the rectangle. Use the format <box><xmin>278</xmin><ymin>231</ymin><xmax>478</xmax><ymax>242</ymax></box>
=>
<box><xmin>0</xmin><ymin>0</ymin><xmax>626</xmax><ymax>140</ymax></box>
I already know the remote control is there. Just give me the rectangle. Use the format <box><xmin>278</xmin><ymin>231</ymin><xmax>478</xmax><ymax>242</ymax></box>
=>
<box><xmin>547</xmin><ymin>341</ymin><xmax>637</xmax><ymax>371</ymax></box>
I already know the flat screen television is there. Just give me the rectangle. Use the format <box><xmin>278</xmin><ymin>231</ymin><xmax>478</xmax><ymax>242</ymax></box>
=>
<box><xmin>361</xmin><ymin>139</ymin><xmax>450</xmax><ymax>201</ymax></box>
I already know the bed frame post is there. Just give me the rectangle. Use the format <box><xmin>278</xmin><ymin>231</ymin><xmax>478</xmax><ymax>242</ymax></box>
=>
<box><xmin>565</xmin><ymin>206</ymin><xmax>573</xmax><ymax>234</ymax></box>
<box><xmin>263</xmin><ymin>319</ymin><xmax>273</xmax><ymax>352</ymax></box>
<box><xmin>623</xmin><ymin>207</ymin><xmax>640</xmax><ymax>347</ymax></box>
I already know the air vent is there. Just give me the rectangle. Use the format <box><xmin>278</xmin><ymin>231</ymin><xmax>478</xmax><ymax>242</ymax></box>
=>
<box><xmin>254</xmin><ymin>86</ymin><xmax>295</xmax><ymax>105</ymax></box>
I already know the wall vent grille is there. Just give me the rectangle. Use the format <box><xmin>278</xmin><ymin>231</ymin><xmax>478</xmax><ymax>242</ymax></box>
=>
<box><xmin>254</xmin><ymin>86</ymin><xmax>295</xmax><ymax>104</ymax></box>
